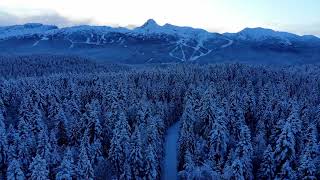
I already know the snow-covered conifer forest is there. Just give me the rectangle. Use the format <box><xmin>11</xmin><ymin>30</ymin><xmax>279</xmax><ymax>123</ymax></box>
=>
<box><xmin>0</xmin><ymin>55</ymin><xmax>319</xmax><ymax>179</ymax></box>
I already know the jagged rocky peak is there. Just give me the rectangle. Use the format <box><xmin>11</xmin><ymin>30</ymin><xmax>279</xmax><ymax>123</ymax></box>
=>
<box><xmin>134</xmin><ymin>19</ymin><xmax>163</xmax><ymax>34</ymax></box>
<box><xmin>141</xmin><ymin>19</ymin><xmax>160</xmax><ymax>28</ymax></box>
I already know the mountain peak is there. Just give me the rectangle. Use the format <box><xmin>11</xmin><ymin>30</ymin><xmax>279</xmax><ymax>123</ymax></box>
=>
<box><xmin>233</xmin><ymin>27</ymin><xmax>299</xmax><ymax>42</ymax></box>
<box><xmin>141</xmin><ymin>19</ymin><xmax>159</xmax><ymax>28</ymax></box>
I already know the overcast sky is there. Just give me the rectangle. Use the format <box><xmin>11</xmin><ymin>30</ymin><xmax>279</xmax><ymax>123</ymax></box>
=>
<box><xmin>0</xmin><ymin>0</ymin><xmax>319</xmax><ymax>36</ymax></box>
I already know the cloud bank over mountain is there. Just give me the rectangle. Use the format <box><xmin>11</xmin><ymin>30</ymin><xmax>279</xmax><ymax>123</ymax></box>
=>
<box><xmin>0</xmin><ymin>10</ymin><xmax>94</xmax><ymax>27</ymax></box>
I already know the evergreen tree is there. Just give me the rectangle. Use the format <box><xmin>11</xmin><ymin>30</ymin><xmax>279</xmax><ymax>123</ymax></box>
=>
<box><xmin>208</xmin><ymin>106</ymin><xmax>228</xmax><ymax>172</ymax></box>
<box><xmin>144</xmin><ymin>144</ymin><xmax>158</xmax><ymax>180</ymax></box>
<box><xmin>67</xmin><ymin>97</ymin><xmax>81</xmax><ymax>146</ymax></box>
<box><xmin>77</xmin><ymin>138</ymin><xmax>94</xmax><ymax>180</ymax></box>
<box><xmin>258</xmin><ymin>145</ymin><xmax>275</xmax><ymax>180</ymax></box>
<box><xmin>298</xmin><ymin>125</ymin><xmax>319</xmax><ymax>179</ymax></box>
<box><xmin>298</xmin><ymin>151</ymin><xmax>317</xmax><ymax>180</ymax></box>
<box><xmin>235</xmin><ymin>124</ymin><xmax>254</xmax><ymax>180</ymax></box>
<box><xmin>48</xmin><ymin>130</ymin><xmax>61</xmax><ymax>173</ymax></box>
<box><xmin>6</xmin><ymin>158</ymin><xmax>25</xmax><ymax>180</ymax></box>
<box><xmin>54</xmin><ymin>108</ymin><xmax>69</xmax><ymax>146</ymax></box>
<box><xmin>108</xmin><ymin>111</ymin><xmax>130</xmax><ymax>176</ymax></box>
<box><xmin>178</xmin><ymin>99</ymin><xmax>196</xmax><ymax>164</ymax></box>
<box><xmin>56</xmin><ymin>149</ymin><xmax>74</xmax><ymax>180</ymax></box>
<box><xmin>275</xmin><ymin>161</ymin><xmax>297</xmax><ymax>180</ymax></box>
<box><xmin>273</xmin><ymin>120</ymin><xmax>296</xmax><ymax>177</ymax></box>
<box><xmin>253</xmin><ymin>118</ymin><xmax>267</xmax><ymax>159</ymax></box>
<box><xmin>86</xmin><ymin>100</ymin><xmax>103</xmax><ymax>144</ymax></box>
<box><xmin>129</xmin><ymin>125</ymin><xmax>144</xmax><ymax>179</ymax></box>
<box><xmin>224</xmin><ymin>158</ymin><xmax>245</xmax><ymax>180</ymax></box>
<box><xmin>36</xmin><ymin>127</ymin><xmax>51</xmax><ymax>163</ymax></box>
<box><xmin>120</xmin><ymin>159</ymin><xmax>132</xmax><ymax>180</ymax></box>
<box><xmin>29</xmin><ymin>154</ymin><xmax>49</xmax><ymax>180</ymax></box>
<box><xmin>198</xmin><ymin>89</ymin><xmax>215</xmax><ymax>136</ymax></box>
<box><xmin>6</xmin><ymin>125</ymin><xmax>19</xmax><ymax>162</ymax></box>
<box><xmin>17</xmin><ymin>117</ymin><xmax>35</xmax><ymax>172</ymax></box>
<box><xmin>179</xmin><ymin>150</ymin><xmax>195</xmax><ymax>180</ymax></box>
<box><xmin>84</xmin><ymin>101</ymin><xmax>103</xmax><ymax>164</ymax></box>
<box><xmin>227</xmin><ymin>91</ymin><xmax>246</xmax><ymax>147</ymax></box>
<box><xmin>0</xmin><ymin>111</ymin><xmax>8</xmax><ymax>169</ymax></box>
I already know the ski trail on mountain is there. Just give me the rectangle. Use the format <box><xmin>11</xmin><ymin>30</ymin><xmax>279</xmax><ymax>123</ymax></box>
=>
<box><xmin>221</xmin><ymin>38</ymin><xmax>233</xmax><ymax>48</ymax></box>
<box><xmin>162</xmin><ymin>121</ymin><xmax>180</xmax><ymax>180</ymax></box>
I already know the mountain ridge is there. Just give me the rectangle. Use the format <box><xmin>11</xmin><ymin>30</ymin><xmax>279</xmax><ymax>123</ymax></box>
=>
<box><xmin>1</xmin><ymin>19</ymin><xmax>318</xmax><ymax>41</ymax></box>
<box><xmin>0</xmin><ymin>19</ymin><xmax>319</xmax><ymax>64</ymax></box>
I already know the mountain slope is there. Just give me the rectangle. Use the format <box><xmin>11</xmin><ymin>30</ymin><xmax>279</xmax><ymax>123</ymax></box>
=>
<box><xmin>0</xmin><ymin>20</ymin><xmax>319</xmax><ymax>64</ymax></box>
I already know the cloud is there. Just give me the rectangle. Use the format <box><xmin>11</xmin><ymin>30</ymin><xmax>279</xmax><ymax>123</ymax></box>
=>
<box><xmin>265</xmin><ymin>21</ymin><xmax>320</xmax><ymax>37</ymax></box>
<box><xmin>287</xmin><ymin>23</ymin><xmax>320</xmax><ymax>37</ymax></box>
<box><xmin>0</xmin><ymin>10</ymin><xmax>95</xmax><ymax>27</ymax></box>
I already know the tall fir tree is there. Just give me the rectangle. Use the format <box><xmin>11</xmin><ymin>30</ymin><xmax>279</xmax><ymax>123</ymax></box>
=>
<box><xmin>258</xmin><ymin>144</ymin><xmax>275</xmax><ymax>180</ymax></box>
<box><xmin>29</xmin><ymin>154</ymin><xmax>49</xmax><ymax>180</ymax></box>
<box><xmin>144</xmin><ymin>144</ymin><xmax>158</xmax><ymax>180</ymax></box>
<box><xmin>108</xmin><ymin>111</ymin><xmax>130</xmax><ymax>176</ymax></box>
<box><xmin>6</xmin><ymin>158</ymin><xmax>25</xmax><ymax>180</ymax></box>
<box><xmin>56</xmin><ymin>148</ymin><xmax>74</xmax><ymax>180</ymax></box>
<box><xmin>54</xmin><ymin>108</ymin><xmax>69</xmax><ymax>147</ymax></box>
<box><xmin>273</xmin><ymin>120</ymin><xmax>296</xmax><ymax>177</ymax></box>
<box><xmin>208</xmin><ymin>106</ymin><xmax>228</xmax><ymax>172</ymax></box>
<box><xmin>129</xmin><ymin>125</ymin><xmax>144</xmax><ymax>179</ymax></box>
<box><xmin>0</xmin><ymin>111</ymin><xmax>8</xmax><ymax>170</ymax></box>
<box><xmin>77</xmin><ymin>135</ymin><xmax>94</xmax><ymax>180</ymax></box>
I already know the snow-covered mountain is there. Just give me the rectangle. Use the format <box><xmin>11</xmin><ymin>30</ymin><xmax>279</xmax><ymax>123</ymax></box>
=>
<box><xmin>0</xmin><ymin>19</ymin><xmax>319</xmax><ymax>64</ymax></box>
<box><xmin>0</xmin><ymin>23</ymin><xmax>58</xmax><ymax>40</ymax></box>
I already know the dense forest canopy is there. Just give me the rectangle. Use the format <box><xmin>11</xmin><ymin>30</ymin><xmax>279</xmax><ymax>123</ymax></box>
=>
<box><xmin>0</xmin><ymin>55</ymin><xmax>319</xmax><ymax>179</ymax></box>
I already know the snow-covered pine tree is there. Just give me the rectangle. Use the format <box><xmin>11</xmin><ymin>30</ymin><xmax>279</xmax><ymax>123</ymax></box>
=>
<box><xmin>198</xmin><ymin>88</ymin><xmax>216</xmax><ymax>136</ymax></box>
<box><xmin>36</xmin><ymin>127</ymin><xmax>51</xmax><ymax>163</ymax></box>
<box><xmin>0</xmin><ymin>111</ymin><xmax>8</xmax><ymax>170</ymax></box>
<box><xmin>54</xmin><ymin>108</ymin><xmax>69</xmax><ymax>147</ymax></box>
<box><xmin>17</xmin><ymin>116</ymin><xmax>35</xmax><ymax>173</ymax></box>
<box><xmin>253</xmin><ymin>117</ymin><xmax>267</xmax><ymax>170</ymax></box>
<box><xmin>56</xmin><ymin>148</ymin><xmax>74</xmax><ymax>180</ymax></box>
<box><xmin>298</xmin><ymin>125</ymin><xmax>319</xmax><ymax>179</ymax></box>
<box><xmin>66</xmin><ymin>97</ymin><xmax>81</xmax><ymax>146</ymax></box>
<box><xmin>29</xmin><ymin>154</ymin><xmax>49</xmax><ymax>180</ymax></box>
<box><xmin>129</xmin><ymin>125</ymin><xmax>144</xmax><ymax>179</ymax></box>
<box><xmin>86</xmin><ymin>100</ymin><xmax>103</xmax><ymax>144</ymax></box>
<box><xmin>146</xmin><ymin>115</ymin><xmax>164</xmax><ymax>167</ymax></box>
<box><xmin>275</xmin><ymin>161</ymin><xmax>297</xmax><ymax>180</ymax></box>
<box><xmin>273</xmin><ymin>120</ymin><xmax>296</xmax><ymax>177</ymax></box>
<box><xmin>179</xmin><ymin>149</ymin><xmax>196</xmax><ymax>180</ymax></box>
<box><xmin>48</xmin><ymin>130</ymin><xmax>61</xmax><ymax>175</ymax></box>
<box><xmin>6</xmin><ymin>158</ymin><xmax>25</xmax><ymax>180</ymax></box>
<box><xmin>208</xmin><ymin>106</ymin><xmax>228</xmax><ymax>172</ymax></box>
<box><xmin>178</xmin><ymin>99</ymin><xmax>196</xmax><ymax>169</ymax></box>
<box><xmin>223</xmin><ymin>158</ymin><xmax>245</xmax><ymax>180</ymax></box>
<box><xmin>258</xmin><ymin>144</ymin><xmax>275</xmax><ymax>180</ymax></box>
<box><xmin>234</xmin><ymin>124</ymin><xmax>254</xmax><ymax>180</ymax></box>
<box><xmin>108</xmin><ymin>111</ymin><xmax>130</xmax><ymax>177</ymax></box>
<box><xmin>144</xmin><ymin>144</ymin><xmax>158</xmax><ymax>180</ymax></box>
<box><xmin>227</xmin><ymin>91</ymin><xmax>246</xmax><ymax>147</ymax></box>
<box><xmin>77</xmin><ymin>135</ymin><xmax>94</xmax><ymax>180</ymax></box>
<box><xmin>6</xmin><ymin>125</ymin><xmax>19</xmax><ymax>162</ymax></box>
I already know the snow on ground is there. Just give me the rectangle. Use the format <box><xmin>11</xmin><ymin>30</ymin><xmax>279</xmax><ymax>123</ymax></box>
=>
<box><xmin>162</xmin><ymin>121</ymin><xmax>181</xmax><ymax>180</ymax></box>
